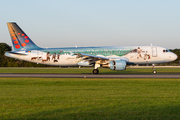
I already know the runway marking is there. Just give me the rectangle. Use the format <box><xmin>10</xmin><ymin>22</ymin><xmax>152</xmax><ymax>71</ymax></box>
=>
<box><xmin>1</xmin><ymin>73</ymin><xmax>180</xmax><ymax>78</ymax></box>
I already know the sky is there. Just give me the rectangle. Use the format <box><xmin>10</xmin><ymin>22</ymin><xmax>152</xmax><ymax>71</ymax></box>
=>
<box><xmin>0</xmin><ymin>0</ymin><xmax>180</xmax><ymax>49</ymax></box>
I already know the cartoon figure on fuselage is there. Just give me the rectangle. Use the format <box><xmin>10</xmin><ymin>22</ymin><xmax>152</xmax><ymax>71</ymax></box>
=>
<box><xmin>5</xmin><ymin>22</ymin><xmax>177</xmax><ymax>74</ymax></box>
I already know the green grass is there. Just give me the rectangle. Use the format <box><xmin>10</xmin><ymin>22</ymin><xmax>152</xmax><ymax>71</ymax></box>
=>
<box><xmin>0</xmin><ymin>78</ymin><xmax>180</xmax><ymax>119</ymax></box>
<box><xmin>0</xmin><ymin>67</ymin><xmax>180</xmax><ymax>74</ymax></box>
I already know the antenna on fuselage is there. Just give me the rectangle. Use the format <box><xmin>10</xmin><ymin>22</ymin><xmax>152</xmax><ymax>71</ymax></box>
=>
<box><xmin>150</xmin><ymin>43</ymin><xmax>153</xmax><ymax>46</ymax></box>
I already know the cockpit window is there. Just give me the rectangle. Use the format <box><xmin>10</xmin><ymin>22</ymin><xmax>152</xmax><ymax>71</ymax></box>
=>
<box><xmin>163</xmin><ymin>49</ymin><xmax>169</xmax><ymax>53</ymax></box>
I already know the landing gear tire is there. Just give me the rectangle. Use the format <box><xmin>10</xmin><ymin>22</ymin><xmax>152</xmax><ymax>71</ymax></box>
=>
<box><xmin>93</xmin><ymin>69</ymin><xmax>99</xmax><ymax>74</ymax></box>
<box><xmin>153</xmin><ymin>70</ymin><xmax>157</xmax><ymax>74</ymax></box>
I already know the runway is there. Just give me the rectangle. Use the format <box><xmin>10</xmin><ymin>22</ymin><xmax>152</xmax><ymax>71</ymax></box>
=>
<box><xmin>1</xmin><ymin>73</ymin><xmax>180</xmax><ymax>78</ymax></box>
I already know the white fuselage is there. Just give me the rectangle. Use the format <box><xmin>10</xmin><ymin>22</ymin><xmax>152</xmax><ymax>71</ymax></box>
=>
<box><xmin>5</xmin><ymin>46</ymin><xmax>177</xmax><ymax>66</ymax></box>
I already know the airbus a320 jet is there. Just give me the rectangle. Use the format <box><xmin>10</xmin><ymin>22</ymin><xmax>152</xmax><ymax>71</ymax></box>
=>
<box><xmin>5</xmin><ymin>22</ymin><xmax>177</xmax><ymax>74</ymax></box>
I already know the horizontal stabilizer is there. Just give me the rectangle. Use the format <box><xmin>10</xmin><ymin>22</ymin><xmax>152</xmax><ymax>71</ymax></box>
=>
<box><xmin>7</xmin><ymin>51</ymin><xmax>28</xmax><ymax>56</ymax></box>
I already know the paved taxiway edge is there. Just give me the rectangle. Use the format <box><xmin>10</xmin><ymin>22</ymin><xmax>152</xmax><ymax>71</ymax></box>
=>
<box><xmin>1</xmin><ymin>73</ymin><xmax>180</xmax><ymax>78</ymax></box>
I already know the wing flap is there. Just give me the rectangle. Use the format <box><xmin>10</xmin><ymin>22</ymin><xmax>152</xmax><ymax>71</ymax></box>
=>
<box><xmin>77</xmin><ymin>53</ymin><xmax>109</xmax><ymax>60</ymax></box>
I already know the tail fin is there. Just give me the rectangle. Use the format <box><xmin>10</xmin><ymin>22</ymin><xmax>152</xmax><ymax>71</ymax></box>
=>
<box><xmin>7</xmin><ymin>22</ymin><xmax>41</xmax><ymax>51</ymax></box>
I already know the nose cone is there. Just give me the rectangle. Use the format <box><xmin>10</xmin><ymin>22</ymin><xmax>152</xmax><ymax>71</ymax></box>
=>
<box><xmin>170</xmin><ymin>53</ymin><xmax>177</xmax><ymax>61</ymax></box>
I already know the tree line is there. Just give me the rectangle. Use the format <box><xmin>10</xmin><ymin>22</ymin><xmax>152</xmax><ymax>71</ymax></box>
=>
<box><xmin>0</xmin><ymin>43</ymin><xmax>179</xmax><ymax>67</ymax></box>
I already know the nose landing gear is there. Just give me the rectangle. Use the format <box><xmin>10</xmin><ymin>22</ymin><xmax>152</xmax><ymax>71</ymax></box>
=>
<box><xmin>153</xmin><ymin>70</ymin><xmax>157</xmax><ymax>74</ymax></box>
<box><xmin>152</xmin><ymin>64</ymin><xmax>157</xmax><ymax>74</ymax></box>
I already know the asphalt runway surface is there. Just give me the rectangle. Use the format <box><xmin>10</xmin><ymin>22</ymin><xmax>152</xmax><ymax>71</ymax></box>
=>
<box><xmin>1</xmin><ymin>73</ymin><xmax>180</xmax><ymax>78</ymax></box>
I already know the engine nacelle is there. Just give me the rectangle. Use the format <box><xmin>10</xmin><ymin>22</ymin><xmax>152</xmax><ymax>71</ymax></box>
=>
<box><xmin>109</xmin><ymin>60</ymin><xmax>126</xmax><ymax>70</ymax></box>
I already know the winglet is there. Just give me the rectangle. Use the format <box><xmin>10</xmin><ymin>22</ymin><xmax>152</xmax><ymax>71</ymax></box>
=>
<box><xmin>7</xmin><ymin>22</ymin><xmax>41</xmax><ymax>51</ymax></box>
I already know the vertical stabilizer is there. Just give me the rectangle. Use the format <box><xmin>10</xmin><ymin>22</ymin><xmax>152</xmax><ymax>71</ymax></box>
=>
<box><xmin>7</xmin><ymin>22</ymin><xmax>41</xmax><ymax>51</ymax></box>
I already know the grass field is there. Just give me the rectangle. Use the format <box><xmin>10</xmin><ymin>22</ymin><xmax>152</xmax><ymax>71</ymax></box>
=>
<box><xmin>0</xmin><ymin>78</ymin><xmax>180</xmax><ymax>119</ymax></box>
<box><xmin>0</xmin><ymin>67</ymin><xmax>180</xmax><ymax>74</ymax></box>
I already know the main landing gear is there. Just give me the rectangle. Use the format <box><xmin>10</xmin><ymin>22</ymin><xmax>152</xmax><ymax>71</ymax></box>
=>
<box><xmin>152</xmin><ymin>64</ymin><xmax>157</xmax><ymax>74</ymax></box>
<box><xmin>93</xmin><ymin>69</ymin><xmax>99</xmax><ymax>74</ymax></box>
<box><xmin>93</xmin><ymin>62</ymin><xmax>100</xmax><ymax>74</ymax></box>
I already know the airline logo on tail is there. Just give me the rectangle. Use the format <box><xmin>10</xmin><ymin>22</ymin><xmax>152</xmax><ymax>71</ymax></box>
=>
<box><xmin>7</xmin><ymin>22</ymin><xmax>41</xmax><ymax>51</ymax></box>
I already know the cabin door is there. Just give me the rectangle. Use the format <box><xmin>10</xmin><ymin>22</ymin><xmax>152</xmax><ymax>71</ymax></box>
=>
<box><xmin>152</xmin><ymin>47</ymin><xmax>157</xmax><ymax>57</ymax></box>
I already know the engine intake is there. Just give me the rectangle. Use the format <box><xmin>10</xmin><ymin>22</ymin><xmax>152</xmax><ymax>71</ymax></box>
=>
<box><xmin>109</xmin><ymin>60</ymin><xmax>126</xmax><ymax>70</ymax></box>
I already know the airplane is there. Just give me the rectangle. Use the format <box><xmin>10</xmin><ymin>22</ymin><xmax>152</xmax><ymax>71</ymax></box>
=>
<box><xmin>5</xmin><ymin>22</ymin><xmax>177</xmax><ymax>74</ymax></box>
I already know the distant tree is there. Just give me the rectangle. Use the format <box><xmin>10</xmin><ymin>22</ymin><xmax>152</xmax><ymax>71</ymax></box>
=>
<box><xmin>0</xmin><ymin>43</ymin><xmax>12</xmax><ymax>67</ymax></box>
<box><xmin>0</xmin><ymin>43</ymin><xmax>12</xmax><ymax>55</ymax></box>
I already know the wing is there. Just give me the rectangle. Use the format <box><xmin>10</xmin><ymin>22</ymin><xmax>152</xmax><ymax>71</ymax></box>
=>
<box><xmin>75</xmin><ymin>53</ymin><xmax>109</xmax><ymax>66</ymax></box>
<box><xmin>76</xmin><ymin>53</ymin><xmax>109</xmax><ymax>60</ymax></box>
<box><xmin>76</xmin><ymin>53</ymin><xmax>129</xmax><ymax>66</ymax></box>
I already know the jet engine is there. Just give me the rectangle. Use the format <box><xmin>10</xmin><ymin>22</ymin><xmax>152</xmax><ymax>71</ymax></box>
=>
<box><xmin>109</xmin><ymin>60</ymin><xmax>126</xmax><ymax>70</ymax></box>
<box><xmin>102</xmin><ymin>60</ymin><xmax>126</xmax><ymax>70</ymax></box>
